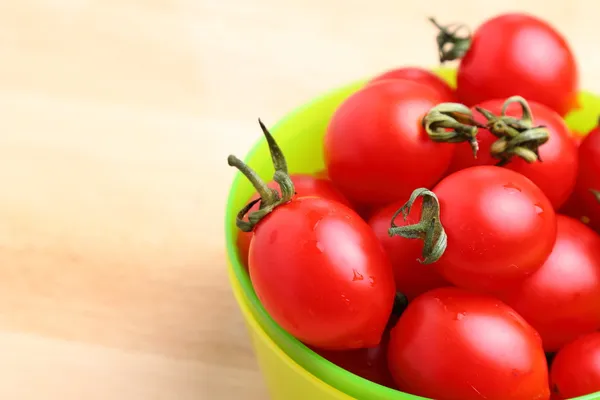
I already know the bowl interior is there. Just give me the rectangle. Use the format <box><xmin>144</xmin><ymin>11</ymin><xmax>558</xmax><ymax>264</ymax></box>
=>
<box><xmin>224</xmin><ymin>68</ymin><xmax>600</xmax><ymax>400</ymax></box>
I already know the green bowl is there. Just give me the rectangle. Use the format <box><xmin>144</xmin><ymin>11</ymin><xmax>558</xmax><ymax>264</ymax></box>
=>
<box><xmin>224</xmin><ymin>67</ymin><xmax>600</xmax><ymax>400</ymax></box>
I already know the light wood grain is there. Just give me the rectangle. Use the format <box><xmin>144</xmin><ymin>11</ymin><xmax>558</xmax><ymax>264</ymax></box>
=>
<box><xmin>0</xmin><ymin>1</ymin><xmax>598</xmax><ymax>399</ymax></box>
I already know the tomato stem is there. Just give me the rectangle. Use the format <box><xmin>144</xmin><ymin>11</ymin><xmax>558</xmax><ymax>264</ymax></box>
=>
<box><xmin>423</xmin><ymin>102</ymin><xmax>483</xmax><ymax>157</ymax></box>
<box><xmin>475</xmin><ymin>96</ymin><xmax>550</xmax><ymax>166</ymax></box>
<box><xmin>429</xmin><ymin>17</ymin><xmax>472</xmax><ymax>63</ymax></box>
<box><xmin>388</xmin><ymin>188</ymin><xmax>447</xmax><ymax>264</ymax></box>
<box><xmin>590</xmin><ymin>189</ymin><xmax>600</xmax><ymax>203</ymax></box>
<box><xmin>227</xmin><ymin>119</ymin><xmax>296</xmax><ymax>232</ymax></box>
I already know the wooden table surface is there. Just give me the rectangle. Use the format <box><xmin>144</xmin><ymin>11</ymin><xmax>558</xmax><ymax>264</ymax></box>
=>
<box><xmin>1</xmin><ymin>1</ymin><xmax>599</xmax><ymax>399</ymax></box>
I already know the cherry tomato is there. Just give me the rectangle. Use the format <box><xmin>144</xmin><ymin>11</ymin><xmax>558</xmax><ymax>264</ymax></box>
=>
<box><xmin>500</xmin><ymin>215</ymin><xmax>600</xmax><ymax>352</ymax></box>
<box><xmin>562</xmin><ymin>123</ymin><xmax>600</xmax><ymax>232</ymax></box>
<box><xmin>370</xmin><ymin>67</ymin><xmax>456</xmax><ymax>102</ymax></box>
<box><xmin>368</xmin><ymin>199</ymin><xmax>449</xmax><ymax>301</ymax></box>
<box><xmin>451</xmin><ymin>13</ymin><xmax>578</xmax><ymax>116</ymax></box>
<box><xmin>324</xmin><ymin>79</ymin><xmax>455</xmax><ymax>208</ymax></box>
<box><xmin>550</xmin><ymin>332</ymin><xmax>600</xmax><ymax>400</ymax></box>
<box><xmin>447</xmin><ymin>99</ymin><xmax>578</xmax><ymax>209</ymax></box>
<box><xmin>313</xmin><ymin>331</ymin><xmax>396</xmax><ymax>389</ymax></box>
<box><xmin>424</xmin><ymin>166</ymin><xmax>556</xmax><ymax>293</ymax></box>
<box><xmin>250</xmin><ymin>196</ymin><xmax>395</xmax><ymax>350</ymax></box>
<box><xmin>388</xmin><ymin>287</ymin><xmax>550</xmax><ymax>400</ymax></box>
<box><xmin>236</xmin><ymin>174</ymin><xmax>351</xmax><ymax>266</ymax></box>
<box><xmin>230</xmin><ymin>121</ymin><xmax>395</xmax><ymax>351</ymax></box>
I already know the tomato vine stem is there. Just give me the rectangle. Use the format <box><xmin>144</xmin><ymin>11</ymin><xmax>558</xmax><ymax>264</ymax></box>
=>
<box><xmin>423</xmin><ymin>102</ymin><xmax>483</xmax><ymax>157</ymax></box>
<box><xmin>227</xmin><ymin>119</ymin><xmax>296</xmax><ymax>232</ymax></box>
<box><xmin>476</xmin><ymin>96</ymin><xmax>549</xmax><ymax>166</ymax></box>
<box><xmin>429</xmin><ymin>17</ymin><xmax>472</xmax><ymax>63</ymax></box>
<box><xmin>388</xmin><ymin>188</ymin><xmax>447</xmax><ymax>264</ymax></box>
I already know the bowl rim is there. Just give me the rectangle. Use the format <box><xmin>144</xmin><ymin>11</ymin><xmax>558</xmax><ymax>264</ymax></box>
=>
<box><xmin>224</xmin><ymin>68</ymin><xmax>600</xmax><ymax>400</ymax></box>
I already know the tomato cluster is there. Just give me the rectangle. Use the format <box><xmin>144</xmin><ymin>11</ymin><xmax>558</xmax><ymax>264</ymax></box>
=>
<box><xmin>228</xmin><ymin>13</ymin><xmax>600</xmax><ymax>400</ymax></box>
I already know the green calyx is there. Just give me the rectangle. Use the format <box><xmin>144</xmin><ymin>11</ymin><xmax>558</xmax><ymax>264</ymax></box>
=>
<box><xmin>423</xmin><ymin>102</ymin><xmax>483</xmax><ymax>157</ymax></box>
<box><xmin>429</xmin><ymin>17</ymin><xmax>472</xmax><ymax>63</ymax></box>
<box><xmin>476</xmin><ymin>96</ymin><xmax>550</xmax><ymax>166</ymax></box>
<box><xmin>227</xmin><ymin>119</ymin><xmax>296</xmax><ymax>232</ymax></box>
<box><xmin>388</xmin><ymin>188</ymin><xmax>447</xmax><ymax>264</ymax></box>
<box><xmin>591</xmin><ymin>189</ymin><xmax>600</xmax><ymax>203</ymax></box>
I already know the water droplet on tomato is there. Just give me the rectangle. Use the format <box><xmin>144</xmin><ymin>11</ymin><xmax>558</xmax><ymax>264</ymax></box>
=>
<box><xmin>503</xmin><ymin>183</ymin><xmax>522</xmax><ymax>193</ymax></box>
<box><xmin>455</xmin><ymin>312</ymin><xmax>466</xmax><ymax>321</ymax></box>
<box><xmin>534</xmin><ymin>204</ymin><xmax>544</xmax><ymax>215</ymax></box>
<box><xmin>316</xmin><ymin>242</ymin><xmax>325</xmax><ymax>252</ymax></box>
<box><xmin>352</xmin><ymin>269</ymin><xmax>364</xmax><ymax>281</ymax></box>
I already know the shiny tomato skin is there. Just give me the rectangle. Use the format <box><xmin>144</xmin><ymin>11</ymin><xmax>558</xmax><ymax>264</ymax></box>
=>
<box><xmin>324</xmin><ymin>79</ymin><xmax>455</xmax><ymax>208</ymax></box>
<box><xmin>500</xmin><ymin>215</ymin><xmax>600</xmax><ymax>352</ymax></box>
<box><xmin>448</xmin><ymin>99</ymin><xmax>578</xmax><ymax>209</ymax></box>
<box><xmin>456</xmin><ymin>13</ymin><xmax>578</xmax><ymax>117</ymax></box>
<box><xmin>388</xmin><ymin>287</ymin><xmax>550</xmax><ymax>400</ymax></box>
<box><xmin>237</xmin><ymin>174</ymin><xmax>351</xmax><ymax>266</ymax></box>
<box><xmin>368</xmin><ymin>199</ymin><xmax>449</xmax><ymax>301</ymax></box>
<box><xmin>370</xmin><ymin>67</ymin><xmax>456</xmax><ymax>102</ymax></box>
<box><xmin>313</xmin><ymin>331</ymin><xmax>396</xmax><ymax>389</ymax></box>
<box><xmin>550</xmin><ymin>332</ymin><xmax>600</xmax><ymax>400</ymax></box>
<box><xmin>249</xmin><ymin>196</ymin><xmax>396</xmax><ymax>350</ymax></box>
<box><xmin>562</xmin><ymin>125</ymin><xmax>600</xmax><ymax>232</ymax></box>
<box><xmin>433</xmin><ymin>166</ymin><xmax>556</xmax><ymax>293</ymax></box>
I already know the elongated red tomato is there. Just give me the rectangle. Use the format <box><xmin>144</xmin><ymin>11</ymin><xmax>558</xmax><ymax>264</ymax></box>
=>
<box><xmin>324</xmin><ymin>79</ymin><xmax>454</xmax><ymax>208</ymax></box>
<box><xmin>435</xmin><ymin>13</ymin><xmax>578</xmax><ymax>116</ymax></box>
<box><xmin>250</xmin><ymin>197</ymin><xmax>395</xmax><ymax>349</ymax></box>
<box><xmin>388</xmin><ymin>287</ymin><xmax>550</xmax><ymax>400</ymax></box>
<box><xmin>370</xmin><ymin>67</ymin><xmax>456</xmax><ymax>102</ymax></box>
<box><xmin>500</xmin><ymin>215</ymin><xmax>600</xmax><ymax>352</ymax></box>
<box><xmin>448</xmin><ymin>99</ymin><xmax>578</xmax><ymax>209</ymax></box>
<box><xmin>229</xmin><ymin>121</ymin><xmax>395</xmax><ymax>350</ymax></box>
<box><xmin>236</xmin><ymin>174</ymin><xmax>351</xmax><ymax>267</ymax></box>
<box><xmin>550</xmin><ymin>332</ymin><xmax>600</xmax><ymax>400</ymax></box>
<box><xmin>561</xmin><ymin>123</ymin><xmax>600</xmax><ymax>231</ymax></box>
<box><xmin>368</xmin><ymin>199</ymin><xmax>449</xmax><ymax>301</ymax></box>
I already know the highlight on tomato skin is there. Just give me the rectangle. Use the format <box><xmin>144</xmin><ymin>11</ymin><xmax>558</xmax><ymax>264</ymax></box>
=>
<box><xmin>369</xmin><ymin>67</ymin><xmax>457</xmax><ymax>102</ymax></box>
<box><xmin>550</xmin><ymin>332</ymin><xmax>600</xmax><ymax>400</ymax></box>
<box><xmin>446</xmin><ymin>98</ymin><xmax>578</xmax><ymax>210</ymax></box>
<box><xmin>387</xmin><ymin>287</ymin><xmax>551</xmax><ymax>400</ymax></box>
<box><xmin>236</xmin><ymin>174</ymin><xmax>351</xmax><ymax>267</ymax></box>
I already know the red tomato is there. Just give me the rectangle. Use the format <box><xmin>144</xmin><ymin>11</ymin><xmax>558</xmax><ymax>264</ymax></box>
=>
<box><xmin>370</xmin><ymin>67</ymin><xmax>456</xmax><ymax>102</ymax></box>
<box><xmin>313</xmin><ymin>331</ymin><xmax>396</xmax><ymax>389</ymax></box>
<box><xmin>433</xmin><ymin>166</ymin><xmax>556</xmax><ymax>292</ymax></box>
<box><xmin>250</xmin><ymin>196</ymin><xmax>395</xmax><ymax>350</ymax></box>
<box><xmin>388</xmin><ymin>287</ymin><xmax>550</xmax><ymax>400</ymax></box>
<box><xmin>562</xmin><ymin>124</ymin><xmax>600</xmax><ymax>231</ymax></box>
<box><xmin>230</xmin><ymin>120</ymin><xmax>395</xmax><ymax>351</ymax></box>
<box><xmin>324</xmin><ymin>79</ymin><xmax>455</xmax><ymax>208</ymax></box>
<box><xmin>450</xmin><ymin>14</ymin><xmax>578</xmax><ymax>116</ymax></box>
<box><xmin>368</xmin><ymin>199</ymin><xmax>449</xmax><ymax>301</ymax></box>
<box><xmin>550</xmin><ymin>332</ymin><xmax>600</xmax><ymax>400</ymax></box>
<box><xmin>501</xmin><ymin>215</ymin><xmax>600</xmax><ymax>352</ymax></box>
<box><xmin>447</xmin><ymin>99</ymin><xmax>578</xmax><ymax>209</ymax></box>
<box><xmin>236</xmin><ymin>174</ymin><xmax>351</xmax><ymax>266</ymax></box>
